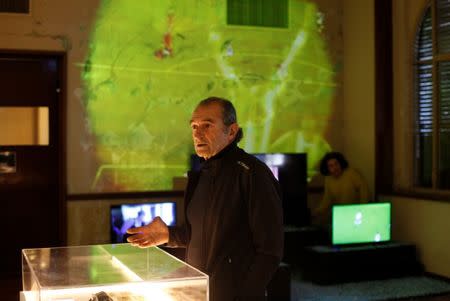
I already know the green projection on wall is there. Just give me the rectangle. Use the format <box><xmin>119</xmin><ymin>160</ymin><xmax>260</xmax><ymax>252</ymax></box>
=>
<box><xmin>83</xmin><ymin>0</ymin><xmax>336</xmax><ymax>192</ymax></box>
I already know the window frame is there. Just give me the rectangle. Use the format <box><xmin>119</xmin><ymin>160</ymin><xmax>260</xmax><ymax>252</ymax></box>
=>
<box><xmin>378</xmin><ymin>0</ymin><xmax>450</xmax><ymax>201</ymax></box>
<box><xmin>413</xmin><ymin>0</ymin><xmax>450</xmax><ymax>193</ymax></box>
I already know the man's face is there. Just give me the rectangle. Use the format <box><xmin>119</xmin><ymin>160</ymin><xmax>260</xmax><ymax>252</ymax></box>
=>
<box><xmin>190</xmin><ymin>103</ymin><xmax>237</xmax><ymax>159</ymax></box>
<box><xmin>327</xmin><ymin>158</ymin><xmax>342</xmax><ymax>178</ymax></box>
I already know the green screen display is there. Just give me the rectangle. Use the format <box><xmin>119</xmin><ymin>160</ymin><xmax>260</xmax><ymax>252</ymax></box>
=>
<box><xmin>82</xmin><ymin>0</ymin><xmax>337</xmax><ymax>192</ymax></box>
<box><xmin>332</xmin><ymin>203</ymin><xmax>391</xmax><ymax>245</ymax></box>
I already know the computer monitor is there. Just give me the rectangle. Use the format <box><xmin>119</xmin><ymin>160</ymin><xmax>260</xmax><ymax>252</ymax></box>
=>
<box><xmin>110</xmin><ymin>202</ymin><xmax>176</xmax><ymax>243</ymax></box>
<box><xmin>191</xmin><ymin>153</ymin><xmax>308</xmax><ymax>226</ymax></box>
<box><xmin>332</xmin><ymin>202</ymin><xmax>391</xmax><ymax>245</ymax></box>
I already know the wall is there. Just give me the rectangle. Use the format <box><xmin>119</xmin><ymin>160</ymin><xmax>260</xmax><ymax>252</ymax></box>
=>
<box><xmin>0</xmin><ymin>0</ymin><xmax>344</xmax><ymax>244</ymax></box>
<box><xmin>0</xmin><ymin>107</ymin><xmax>48</xmax><ymax>145</ymax></box>
<box><xmin>342</xmin><ymin>0</ymin><xmax>376</xmax><ymax>198</ymax></box>
<box><xmin>391</xmin><ymin>0</ymin><xmax>450</xmax><ymax>278</ymax></box>
<box><xmin>1</xmin><ymin>0</ymin><xmax>344</xmax><ymax>194</ymax></box>
<box><xmin>386</xmin><ymin>196</ymin><xmax>450</xmax><ymax>278</ymax></box>
<box><xmin>0</xmin><ymin>108</ymin><xmax>36</xmax><ymax>144</ymax></box>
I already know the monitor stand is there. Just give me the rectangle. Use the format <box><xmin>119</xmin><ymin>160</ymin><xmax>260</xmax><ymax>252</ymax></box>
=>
<box><xmin>299</xmin><ymin>241</ymin><xmax>423</xmax><ymax>284</ymax></box>
<box><xmin>282</xmin><ymin>225</ymin><xmax>328</xmax><ymax>264</ymax></box>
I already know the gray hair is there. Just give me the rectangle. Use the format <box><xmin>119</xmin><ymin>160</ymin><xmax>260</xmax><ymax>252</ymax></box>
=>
<box><xmin>197</xmin><ymin>96</ymin><xmax>243</xmax><ymax>142</ymax></box>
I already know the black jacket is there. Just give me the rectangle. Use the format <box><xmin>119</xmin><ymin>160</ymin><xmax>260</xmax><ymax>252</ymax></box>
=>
<box><xmin>168</xmin><ymin>143</ymin><xmax>284</xmax><ymax>301</ymax></box>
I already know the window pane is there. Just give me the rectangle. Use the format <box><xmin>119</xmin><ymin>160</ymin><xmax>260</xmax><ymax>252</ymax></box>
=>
<box><xmin>417</xmin><ymin>7</ymin><xmax>432</xmax><ymax>61</ymax></box>
<box><xmin>439</xmin><ymin>62</ymin><xmax>450</xmax><ymax>188</ymax></box>
<box><xmin>437</xmin><ymin>0</ymin><xmax>450</xmax><ymax>54</ymax></box>
<box><xmin>415</xmin><ymin>63</ymin><xmax>433</xmax><ymax>187</ymax></box>
<box><xmin>0</xmin><ymin>0</ymin><xmax>29</xmax><ymax>14</ymax></box>
<box><xmin>227</xmin><ymin>0</ymin><xmax>288</xmax><ymax>28</ymax></box>
<box><xmin>416</xmin><ymin>135</ymin><xmax>433</xmax><ymax>187</ymax></box>
<box><xmin>0</xmin><ymin>107</ymin><xmax>49</xmax><ymax>145</ymax></box>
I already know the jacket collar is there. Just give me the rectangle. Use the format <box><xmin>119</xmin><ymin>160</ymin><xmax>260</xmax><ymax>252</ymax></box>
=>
<box><xmin>199</xmin><ymin>141</ymin><xmax>238</xmax><ymax>170</ymax></box>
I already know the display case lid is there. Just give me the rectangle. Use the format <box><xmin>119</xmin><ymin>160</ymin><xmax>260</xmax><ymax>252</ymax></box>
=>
<box><xmin>22</xmin><ymin>243</ymin><xmax>207</xmax><ymax>290</ymax></box>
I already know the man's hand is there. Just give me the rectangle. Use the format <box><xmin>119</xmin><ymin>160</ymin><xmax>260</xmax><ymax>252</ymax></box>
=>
<box><xmin>126</xmin><ymin>216</ymin><xmax>169</xmax><ymax>248</ymax></box>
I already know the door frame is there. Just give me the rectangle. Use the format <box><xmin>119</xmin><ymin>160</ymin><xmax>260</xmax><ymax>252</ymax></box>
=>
<box><xmin>0</xmin><ymin>49</ymin><xmax>67</xmax><ymax>245</ymax></box>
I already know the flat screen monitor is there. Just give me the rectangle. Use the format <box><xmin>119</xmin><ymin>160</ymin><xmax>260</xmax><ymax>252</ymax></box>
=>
<box><xmin>332</xmin><ymin>202</ymin><xmax>391</xmax><ymax>245</ymax></box>
<box><xmin>191</xmin><ymin>153</ymin><xmax>308</xmax><ymax>226</ymax></box>
<box><xmin>110</xmin><ymin>202</ymin><xmax>176</xmax><ymax>243</ymax></box>
<box><xmin>253</xmin><ymin>153</ymin><xmax>308</xmax><ymax>226</ymax></box>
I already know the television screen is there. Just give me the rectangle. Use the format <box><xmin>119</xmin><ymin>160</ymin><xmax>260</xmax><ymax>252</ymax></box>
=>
<box><xmin>191</xmin><ymin>153</ymin><xmax>308</xmax><ymax>226</ymax></box>
<box><xmin>253</xmin><ymin>153</ymin><xmax>308</xmax><ymax>226</ymax></box>
<box><xmin>110</xmin><ymin>202</ymin><xmax>176</xmax><ymax>243</ymax></box>
<box><xmin>332</xmin><ymin>202</ymin><xmax>391</xmax><ymax>245</ymax></box>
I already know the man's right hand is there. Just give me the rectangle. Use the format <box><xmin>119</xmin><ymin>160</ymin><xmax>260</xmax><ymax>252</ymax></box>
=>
<box><xmin>126</xmin><ymin>216</ymin><xmax>169</xmax><ymax>248</ymax></box>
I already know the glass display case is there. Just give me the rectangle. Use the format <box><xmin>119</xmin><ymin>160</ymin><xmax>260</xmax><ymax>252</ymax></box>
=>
<box><xmin>21</xmin><ymin>244</ymin><xmax>208</xmax><ymax>301</ymax></box>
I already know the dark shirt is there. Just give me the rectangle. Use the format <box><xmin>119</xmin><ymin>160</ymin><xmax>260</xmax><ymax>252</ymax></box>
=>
<box><xmin>186</xmin><ymin>166</ymin><xmax>212</xmax><ymax>270</ymax></box>
<box><xmin>167</xmin><ymin>142</ymin><xmax>284</xmax><ymax>301</ymax></box>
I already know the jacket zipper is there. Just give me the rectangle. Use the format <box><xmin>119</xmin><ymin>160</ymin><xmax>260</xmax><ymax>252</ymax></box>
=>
<box><xmin>202</xmin><ymin>169</ymin><xmax>215</xmax><ymax>271</ymax></box>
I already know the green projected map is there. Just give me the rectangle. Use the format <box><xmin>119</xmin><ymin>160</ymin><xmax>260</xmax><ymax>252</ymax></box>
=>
<box><xmin>83</xmin><ymin>0</ymin><xmax>336</xmax><ymax>191</ymax></box>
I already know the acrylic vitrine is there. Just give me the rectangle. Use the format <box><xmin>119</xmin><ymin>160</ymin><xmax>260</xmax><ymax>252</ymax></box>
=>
<box><xmin>21</xmin><ymin>243</ymin><xmax>208</xmax><ymax>301</ymax></box>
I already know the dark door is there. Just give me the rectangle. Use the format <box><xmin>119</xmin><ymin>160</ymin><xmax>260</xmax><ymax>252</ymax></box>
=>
<box><xmin>0</xmin><ymin>52</ymin><xmax>65</xmax><ymax>285</ymax></box>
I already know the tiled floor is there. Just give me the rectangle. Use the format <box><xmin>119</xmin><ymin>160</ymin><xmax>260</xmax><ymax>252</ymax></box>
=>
<box><xmin>288</xmin><ymin>267</ymin><xmax>450</xmax><ymax>301</ymax></box>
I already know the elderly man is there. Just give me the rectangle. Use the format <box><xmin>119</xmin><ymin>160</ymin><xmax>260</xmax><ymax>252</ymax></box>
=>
<box><xmin>127</xmin><ymin>97</ymin><xmax>284</xmax><ymax>301</ymax></box>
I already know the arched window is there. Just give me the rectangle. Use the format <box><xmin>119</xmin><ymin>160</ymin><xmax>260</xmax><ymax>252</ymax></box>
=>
<box><xmin>415</xmin><ymin>1</ymin><xmax>450</xmax><ymax>190</ymax></box>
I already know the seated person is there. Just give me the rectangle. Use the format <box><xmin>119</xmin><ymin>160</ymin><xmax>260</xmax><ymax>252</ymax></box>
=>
<box><xmin>312</xmin><ymin>152</ymin><xmax>370</xmax><ymax>226</ymax></box>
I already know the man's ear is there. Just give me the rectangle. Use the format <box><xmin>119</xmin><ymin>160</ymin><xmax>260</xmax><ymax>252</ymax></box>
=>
<box><xmin>228</xmin><ymin>123</ymin><xmax>239</xmax><ymax>140</ymax></box>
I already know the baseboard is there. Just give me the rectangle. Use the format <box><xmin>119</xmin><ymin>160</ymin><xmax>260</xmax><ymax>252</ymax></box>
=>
<box><xmin>425</xmin><ymin>272</ymin><xmax>450</xmax><ymax>283</ymax></box>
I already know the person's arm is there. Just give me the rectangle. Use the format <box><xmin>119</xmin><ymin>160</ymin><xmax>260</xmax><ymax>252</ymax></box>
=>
<box><xmin>126</xmin><ymin>216</ymin><xmax>170</xmax><ymax>247</ymax></box>
<box><xmin>313</xmin><ymin>177</ymin><xmax>332</xmax><ymax>217</ymax></box>
<box><xmin>126</xmin><ymin>216</ymin><xmax>189</xmax><ymax>248</ymax></box>
<box><xmin>352</xmin><ymin>169</ymin><xmax>370</xmax><ymax>203</ymax></box>
<box><xmin>238</xmin><ymin>164</ymin><xmax>284</xmax><ymax>297</ymax></box>
<box><xmin>166</xmin><ymin>225</ymin><xmax>188</xmax><ymax>248</ymax></box>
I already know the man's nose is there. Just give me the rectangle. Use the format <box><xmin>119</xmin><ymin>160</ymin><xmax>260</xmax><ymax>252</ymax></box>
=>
<box><xmin>193</xmin><ymin>128</ymin><xmax>203</xmax><ymax>139</ymax></box>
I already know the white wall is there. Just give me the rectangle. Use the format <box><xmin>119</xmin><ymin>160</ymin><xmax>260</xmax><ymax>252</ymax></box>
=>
<box><xmin>391</xmin><ymin>0</ymin><xmax>450</xmax><ymax>278</ymax></box>
<box><xmin>385</xmin><ymin>196</ymin><xmax>450</xmax><ymax>278</ymax></box>
<box><xmin>342</xmin><ymin>0</ymin><xmax>376</xmax><ymax>198</ymax></box>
